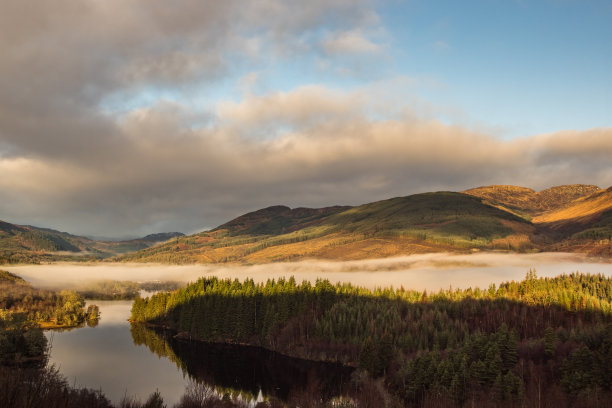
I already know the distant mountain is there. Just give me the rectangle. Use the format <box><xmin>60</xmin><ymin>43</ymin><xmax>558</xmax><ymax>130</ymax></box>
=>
<box><xmin>136</xmin><ymin>232</ymin><xmax>185</xmax><ymax>243</ymax></box>
<box><xmin>118</xmin><ymin>191</ymin><xmax>535</xmax><ymax>264</ymax></box>
<box><xmin>0</xmin><ymin>221</ymin><xmax>184</xmax><ymax>264</ymax></box>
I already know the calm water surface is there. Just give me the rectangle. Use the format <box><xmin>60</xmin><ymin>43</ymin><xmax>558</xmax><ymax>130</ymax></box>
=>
<box><xmin>46</xmin><ymin>300</ymin><xmax>351</xmax><ymax>406</ymax></box>
<box><xmin>46</xmin><ymin>300</ymin><xmax>188</xmax><ymax>405</ymax></box>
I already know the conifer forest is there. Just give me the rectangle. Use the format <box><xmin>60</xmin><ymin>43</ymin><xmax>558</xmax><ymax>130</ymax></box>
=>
<box><xmin>131</xmin><ymin>271</ymin><xmax>612</xmax><ymax>407</ymax></box>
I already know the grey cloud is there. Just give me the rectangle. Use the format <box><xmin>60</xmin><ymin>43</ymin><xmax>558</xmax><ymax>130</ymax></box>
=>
<box><xmin>0</xmin><ymin>0</ymin><xmax>378</xmax><ymax>162</ymax></box>
<box><xmin>1</xmin><ymin>85</ymin><xmax>610</xmax><ymax>237</ymax></box>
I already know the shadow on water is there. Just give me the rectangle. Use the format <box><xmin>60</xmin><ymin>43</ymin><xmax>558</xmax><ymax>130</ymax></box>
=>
<box><xmin>130</xmin><ymin>323</ymin><xmax>354</xmax><ymax>402</ymax></box>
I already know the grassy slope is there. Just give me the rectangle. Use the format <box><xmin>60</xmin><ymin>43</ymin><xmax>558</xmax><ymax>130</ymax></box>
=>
<box><xmin>533</xmin><ymin>187</ymin><xmax>612</xmax><ymax>226</ymax></box>
<box><xmin>119</xmin><ymin>192</ymin><xmax>534</xmax><ymax>264</ymax></box>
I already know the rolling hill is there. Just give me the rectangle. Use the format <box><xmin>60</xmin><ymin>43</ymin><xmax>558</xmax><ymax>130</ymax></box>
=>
<box><xmin>4</xmin><ymin>184</ymin><xmax>610</xmax><ymax>264</ymax></box>
<box><xmin>0</xmin><ymin>221</ymin><xmax>183</xmax><ymax>264</ymax></box>
<box><xmin>118</xmin><ymin>191</ymin><xmax>536</xmax><ymax>264</ymax></box>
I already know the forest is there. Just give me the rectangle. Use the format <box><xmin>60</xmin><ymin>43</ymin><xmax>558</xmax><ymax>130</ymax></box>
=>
<box><xmin>131</xmin><ymin>271</ymin><xmax>612</xmax><ymax>407</ymax></box>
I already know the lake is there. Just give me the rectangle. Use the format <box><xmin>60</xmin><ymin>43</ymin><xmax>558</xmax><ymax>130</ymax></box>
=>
<box><xmin>45</xmin><ymin>300</ymin><xmax>352</xmax><ymax>406</ymax></box>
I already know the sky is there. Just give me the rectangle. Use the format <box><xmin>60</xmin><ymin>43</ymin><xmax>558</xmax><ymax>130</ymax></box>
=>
<box><xmin>0</xmin><ymin>0</ymin><xmax>611</xmax><ymax>238</ymax></box>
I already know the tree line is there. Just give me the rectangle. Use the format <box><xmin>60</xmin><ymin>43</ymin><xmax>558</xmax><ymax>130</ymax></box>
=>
<box><xmin>131</xmin><ymin>271</ymin><xmax>612</xmax><ymax>407</ymax></box>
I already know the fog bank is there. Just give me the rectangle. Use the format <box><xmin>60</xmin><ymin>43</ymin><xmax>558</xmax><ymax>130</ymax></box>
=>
<box><xmin>5</xmin><ymin>252</ymin><xmax>611</xmax><ymax>292</ymax></box>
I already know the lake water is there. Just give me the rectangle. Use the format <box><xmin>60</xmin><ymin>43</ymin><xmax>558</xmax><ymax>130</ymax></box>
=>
<box><xmin>46</xmin><ymin>300</ymin><xmax>188</xmax><ymax>405</ymax></box>
<box><xmin>45</xmin><ymin>300</ymin><xmax>352</xmax><ymax>406</ymax></box>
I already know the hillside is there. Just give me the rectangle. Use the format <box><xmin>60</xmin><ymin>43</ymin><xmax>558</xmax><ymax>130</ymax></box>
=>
<box><xmin>213</xmin><ymin>205</ymin><xmax>351</xmax><ymax>235</ymax></box>
<box><xmin>118</xmin><ymin>191</ymin><xmax>535</xmax><ymax>264</ymax></box>
<box><xmin>532</xmin><ymin>187</ymin><xmax>612</xmax><ymax>256</ymax></box>
<box><xmin>0</xmin><ymin>221</ymin><xmax>183</xmax><ymax>264</ymax></box>
<box><xmin>4</xmin><ymin>184</ymin><xmax>610</xmax><ymax>264</ymax></box>
<box><xmin>463</xmin><ymin>184</ymin><xmax>600</xmax><ymax>216</ymax></box>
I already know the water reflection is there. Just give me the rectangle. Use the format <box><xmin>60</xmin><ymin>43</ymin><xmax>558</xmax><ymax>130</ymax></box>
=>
<box><xmin>130</xmin><ymin>324</ymin><xmax>353</xmax><ymax>403</ymax></box>
<box><xmin>46</xmin><ymin>300</ymin><xmax>353</xmax><ymax>406</ymax></box>
<box><xmin>46</xmin><ymin>301</ymin><xmax>187</xmax><ymax>406</ymax></box>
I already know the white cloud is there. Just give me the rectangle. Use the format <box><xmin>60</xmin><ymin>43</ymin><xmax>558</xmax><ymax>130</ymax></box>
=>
<box><xmin>322</xmin><ymin>30</ymin><xmax>384</xmax><ymax>55</ymax></box>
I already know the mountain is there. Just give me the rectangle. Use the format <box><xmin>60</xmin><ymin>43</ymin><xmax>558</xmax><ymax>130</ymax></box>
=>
<box><xmin>463</xmin><ymin>184</ymin><xmax>600</xmax><ymax>216</ymax></box>
<box><xmin>0</xmin><ymin>221</ymin><xmax>184</xmax><ymax>264</ymax></box>
<box><xmin>4</xmin><ymin>184</ymin><xmax>610</xmax><ymax>265</ymax></box>
<box><xmin>465</xmin><ymin>184</ymin><xmax>612</xmax><ymax>256</ymax></box>
<box><xmin>118</xmin><ymin>191</ymin><xmax>535</xmax><ymax>264</ymax></box>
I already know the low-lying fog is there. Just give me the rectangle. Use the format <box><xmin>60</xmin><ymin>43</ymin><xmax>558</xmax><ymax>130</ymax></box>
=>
<box><xmin>6</xmin><ymin>252</ymin><xmax>612</xmax><ymax>292</ymax></box>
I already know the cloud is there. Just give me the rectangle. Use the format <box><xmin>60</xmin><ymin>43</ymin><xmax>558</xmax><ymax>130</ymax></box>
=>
<box><xmin>0</xmin><ymin>0</ymin><xmax>381</xmax><ymax>162</ymax></box>
<box><xmin>0</xmin><ymin>1</ymin><xmax>610</xmax><ymax>238</ymax></box>
<box><xmin>1</xmin><ymin>82</ymin><xmax>611</xmax><ymax>237</ymax></box>
<box><xmin>322</xmin><ymin>30</ymin><xmax>384</xmax><ymax>55</ymax></box>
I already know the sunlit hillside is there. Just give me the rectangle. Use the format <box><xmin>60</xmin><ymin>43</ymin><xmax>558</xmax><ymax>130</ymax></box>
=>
<box><xmin>532</xmin><ymin>187</ymin><xmax>612</xmax><ymax>256</ymax></box>
<box><xmin>463</xmin><ymin>184</ymin><xmax>600</xmax><ymax>216</ymax></box>
<box><xmin>118</xmin><ymin>192</ymin><xmax>534</xmax><ymax>264</ymax></box>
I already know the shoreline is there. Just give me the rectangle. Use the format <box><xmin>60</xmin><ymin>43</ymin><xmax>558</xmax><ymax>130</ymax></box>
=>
<box><xmin>136</xmin><ymin>321</ymin><xmax>358</xmax><ymax>367</ymax></box>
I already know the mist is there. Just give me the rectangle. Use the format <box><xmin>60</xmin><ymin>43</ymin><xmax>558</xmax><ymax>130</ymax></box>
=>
<box><xmin>6</xmin><ymin>252</ymin><xmax>612</xmax><ymax>293</ymax></box>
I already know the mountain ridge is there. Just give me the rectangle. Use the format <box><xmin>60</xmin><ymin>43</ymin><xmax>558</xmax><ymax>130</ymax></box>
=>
<box><xmin>463</xmin><ymin>184</ymin><xmax>601</xmax><ymax>215</ymax></box>
<box><xmin>3</xmin><ymin>184</ymin><xmax>610</xmax><ymax>264</ymax></box>
<box><xmin>118</xmin><ymin>191</ymin><xmax>538</xmax><ymax>264</ymax></box>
